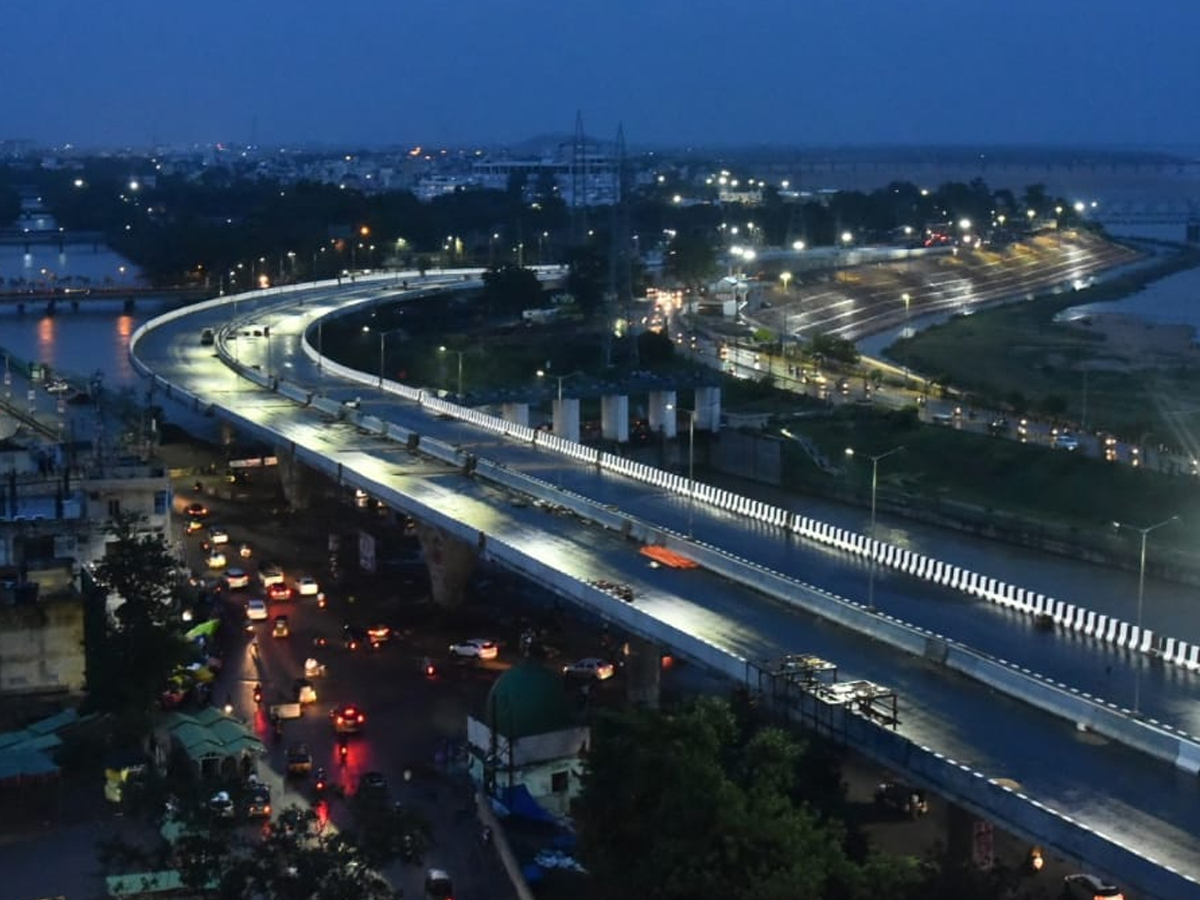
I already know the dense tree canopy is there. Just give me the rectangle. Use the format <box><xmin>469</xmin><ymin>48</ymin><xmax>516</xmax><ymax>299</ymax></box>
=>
<box><xmin>575</xmin><ymin>697</ymin><xmax>923</xmax><ymax>900</ymax></box>
<box><xmin>85</xmin><ymin>513</ymin><xmax>191</xmax><ymax>737</ymax></box>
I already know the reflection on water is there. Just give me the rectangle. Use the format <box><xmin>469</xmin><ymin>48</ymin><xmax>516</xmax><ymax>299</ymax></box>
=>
<box><xmin>0</xmin><ymin>300</ymin><xmax>177</xmax><ymax>389</ymax></box>
<box><xmin>0</xmin><ymin>242</ymin><xmax>142</xmax><ymax>288</ymax></box>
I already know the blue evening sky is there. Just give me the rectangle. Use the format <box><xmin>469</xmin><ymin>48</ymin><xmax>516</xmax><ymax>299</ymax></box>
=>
<box><xmin>3</xmin><ymin>0</ymin><xmax>1197</xmax><ymax>149</ymax></box>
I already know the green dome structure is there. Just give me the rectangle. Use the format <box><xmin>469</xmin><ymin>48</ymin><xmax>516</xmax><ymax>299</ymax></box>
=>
<box><xmin>485</xmin><ymin>662</ymin><xmax>575</xmax><ymax>739</ymax></box>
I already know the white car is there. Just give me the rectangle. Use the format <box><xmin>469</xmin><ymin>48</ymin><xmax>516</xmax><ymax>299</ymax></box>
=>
<box><xmin>1052</xmin><ymin>432</ymin><xmax>1080</xmax><ymax>451</ymax></box>
<box><xmin>563</xmin><ymin>658</ymin><xmax>615</xmax><ymax>681</ymax></box>
<box><xmin>246</xmin><ymin>598</ymin><xmax>268</xmax><ymax>621</ymax></box>
<box><xmin>45</xmin><ymin>379</ymin><xmax>72</xmax><ymax>394</ymax></box>
<box><xmin>449</xmin><ymin>638</ymin><xmax>499</xmax><ymax>660</ymax></box>
<box><xmin>209</xmin><ymin>526</ymin><xmax>230</xmax><ymax>545</ymax></box>
<box><xmin>296</xmin><ymin>576</ymin><xmax>320</xmax><ymax>597</ymax></box>
<box><xmin>225</xmin><ymin>568</ymin><xmax>250</xmax><ymax>590</ymax></box>
<box><xmin>259</xmin><ymin>562</ymin><xmax>285</xmax><ymax>587</ymax></box>
<box><xmin>205</xmin><ymin>549</ymin><xmax>228</xmax><ymax>569</ymax></box>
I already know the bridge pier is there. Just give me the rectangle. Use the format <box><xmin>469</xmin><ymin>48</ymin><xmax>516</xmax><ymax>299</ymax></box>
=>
<box><xmin>600</xmin><ymin>394</ymin><xmax>629</xmax><ymax>443</ymax></box>
<box><xmin>648</xmin><ymin>390</ymin><xmax>677</xmax><ymax>439</ymax></box>
<box><xmin>622</xmin><ymin>635</ymin><xmax>661</xmax><ymax>709</ymax></box>
<box><xmin>552</xmin><ymin>397</ymin><xmax>581</xmax><ymax>443</ymax></box>
<box><xmin>946</xmin><ymin>802</ymin><xmax>994</xmax><ymax>869</ymax></box>
<box><xmin>275</xmin><ymin>445</ymin><xmax>312</xmax><ymax>510</ymax></box>
<box><xmin>501</xmin><ymin>402</ymin><xmax>529</xmax><ymax>427</ymax></box>
<box><xmin>414</xmin><ymin>522</ymin><xmax>479</xmax><ymax>608</ymax></box>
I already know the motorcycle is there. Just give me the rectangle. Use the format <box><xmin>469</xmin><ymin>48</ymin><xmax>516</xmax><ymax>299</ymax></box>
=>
<box><xmin>337</xmin><ymin>735</ymin><xmax>349</xmax><ymax>764</ymax></box>
<box><xmin>314</xmin><ymin>767</ymin><xmax>327</xmax><ymax>795</ymax></box>
<box><xmin>253</xmin><ymin>683</ymin><xmax>263</xmax><ymax>706</ymax></box>
<box><xmin>422</xmin><ymin>657</ymin><xmax>437</xmax><ymax>679</ymax></box>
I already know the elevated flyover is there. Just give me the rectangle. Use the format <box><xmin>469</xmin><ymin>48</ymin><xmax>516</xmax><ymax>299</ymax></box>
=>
<box><xmin>132</xmin><ymin>274</ymin><xmax>1200</xmax><ymax>899</ymax></box>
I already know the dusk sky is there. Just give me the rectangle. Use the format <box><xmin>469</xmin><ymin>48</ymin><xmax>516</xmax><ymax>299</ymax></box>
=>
<box><xmin>4</xmin><ymin>0</ymin><xmax>1199</xmax><ymax>150</ymax></box>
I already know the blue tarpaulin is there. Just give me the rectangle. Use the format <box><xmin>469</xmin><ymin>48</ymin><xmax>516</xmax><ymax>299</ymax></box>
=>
<box><xmin>496</xmin><ymin>784</ymin><xmax>559</xmax><ymax>825</ymax></box>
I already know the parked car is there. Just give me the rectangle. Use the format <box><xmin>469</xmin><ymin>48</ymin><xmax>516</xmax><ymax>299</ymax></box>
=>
<box><xmin>296</xmin><ymin>576</ymin><xmax>320</xmax><ymax>596</ymax></box>
<box><xmin>225</xmin><ymin>568</ymin><xmax>250</xmax><ymax>590</ymax></box>
<box><xmin>562</xmin><ymin>658</ymin><xmax>615</xmax><ymax>681</ymax></box>
<box><xmin>1062</xmin><ymin>874</ymin><xmax>1124</xmax><ymax>900</ymax></box>
<box><xmin>449</xmin><ymin>638</ymin><xmax>499</xmax><ymax>660</ymax></box>
<box><xmin>246</xmin><ymin>598</ymin><xmax>268</xmax><ymax>622</ymax></box>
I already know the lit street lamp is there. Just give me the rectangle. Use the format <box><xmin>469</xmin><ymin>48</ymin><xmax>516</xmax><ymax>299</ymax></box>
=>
<box><xmin>667</xmin><ymin>404</ymin><xmax>698</xmax><ymax>538</ymax></box>
<box><xmin>779</xmin><ymin>270</ymin><xmax>792</xmax><ymax>294</ymax></box>
<box><xmin>846</xmin><ymin>445</ymin><xmax>905</xmax><ymax>610</ymax></box>
<box><xmin>1113</xmin><ymin>514</ymin><xmax>1180</xmax><ymax>715</ymax></box>
<box><xmin>439</xmin><ymin>345</ymin><xmax>464</xmax><ymax>397</ymax></box>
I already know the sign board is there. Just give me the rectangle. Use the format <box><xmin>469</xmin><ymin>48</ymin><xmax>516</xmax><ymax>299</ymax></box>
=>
<box><xmin>972</xmin><ymin>820</ymin><xmax>994</xmax><ymax>870</ymax></box>
<box><xmin>358</xmin><ymin>530</ymin><xmax>376</xmax><ymax>574</ymax></box>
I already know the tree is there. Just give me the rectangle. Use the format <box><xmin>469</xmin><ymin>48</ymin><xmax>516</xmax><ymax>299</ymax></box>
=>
<box><xmin>86</xmin><ymin>513</ymin><xmax>191</xmax><ymax>737</ymax></box>
<box><xmin>809</xmin><ymin>333</ymin><xmax>860</xmax><ymax>366</ymax></box>
<box><xmin>169</xmin><ymin>806</ymin><xmax>401</xmax><ymax>900</ymax></box>
<box><xmin>664</xmin><ymin>231</ymin><xmax>716</xmax><ymax>288</ymax></box>
<box><xmin>480</xmin><ymin>263</ymin><xmax>542</xmax><ymax>316</ymax></box>
<box><xmin>575</xmin><ymin>697</ymin><xmax>923</xmax><ymax>900</ymax></box>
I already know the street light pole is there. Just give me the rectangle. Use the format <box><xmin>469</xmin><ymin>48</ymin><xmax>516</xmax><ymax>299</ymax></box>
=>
<box><xmin>1114</xmin><ymin>514</ymin><xmax>1180</xmax><ymax>715</ymax></box>
<box><xmin>439</xmin><ymin>346</ymin><xmax>464</xmax><ymax>397</ymax></box>
<box><xmin>687</xmin><ymin>408</ymin><xmax>696</xmax><ymax>538</ymax></box>
<box><xmin>846</xmin><ymin>445</ymin><xmax>905</xmax><ymax>611</ymax></box>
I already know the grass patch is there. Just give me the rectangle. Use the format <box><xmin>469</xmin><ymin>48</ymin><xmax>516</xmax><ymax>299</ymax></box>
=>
<box><xmin>888</xmin><ymin>247</ymin><xmax>1200</xmax><ymax>441</ymax></box>
<box><xmin>782</xmin><ymin>407</ymin><xmax>1200</xmax><ymax>544</ymax></box>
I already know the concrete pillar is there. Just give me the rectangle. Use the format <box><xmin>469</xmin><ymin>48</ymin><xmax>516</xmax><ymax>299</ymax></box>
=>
<box><xmin>946</xmin><ymin>802</ymin><xmax>994</xmax><ymax>869</ymax></box>
<box><xmin>693</xmin><ymin>386</ymin><xmax>722</xmax><ymax>432</ymax></box>
<box><xmin>552</xmin><ymin>397</ymin><xmax>581</xmax><ymax>443</ymax></box>
<box><xmin>623</xmin><ymin>635</ymin><xmax>661</xmax><ymax>708</ymax></box>
<box><xmin>600</xmin><ymin>394</ymin><xmax>629</xmax><ymax>443</ymax></box>
<box><xmin>501</xmin><ymin>402</ymin><xmax>529</xmax><ymax>427</ymax></box>
<box><xmin>274</xmin><ymin>445</ymin><xmax>311</xmax><ymax>510</ymax></box>
<box><xmin>414</xmin><ymin>521</ymin><xmax>479</xmax><ymax>609</ymax></box>
<box><xmin>648</xmin><ymin>390</ymin><xmax>677</xmax><ymax>439</ymax></box>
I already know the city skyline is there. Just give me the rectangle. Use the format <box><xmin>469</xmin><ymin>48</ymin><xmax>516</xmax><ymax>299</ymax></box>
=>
<box><xmin>4</xmin><ymin>0</ymin><xmax>1199</xmax><ymax>151</ymax></box>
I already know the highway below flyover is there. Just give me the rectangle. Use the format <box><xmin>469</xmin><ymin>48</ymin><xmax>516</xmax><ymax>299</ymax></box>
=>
<box><xmin>133</xmin><ymin>276</ymin><xmax>1200</xmax><ymax>896</ymax></box>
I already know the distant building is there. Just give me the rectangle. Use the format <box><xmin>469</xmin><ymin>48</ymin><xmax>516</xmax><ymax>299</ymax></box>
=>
<box><xmin>0</xmin><ymin>439</ymin><xmax>172</xmax><ymax>699</ymax></box>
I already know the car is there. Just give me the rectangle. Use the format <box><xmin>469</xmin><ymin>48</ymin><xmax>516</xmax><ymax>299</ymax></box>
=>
<box><xmin>330</xmin><ymin>704</ymin><xmax>366</xmax><ymax>733</ymax></box>
<box><xmin>1053</xmin><ymin>432</ymin><xmax>1080</xmax><ymax>451</ymax></box>
<box><xmin>292</xmin><ymin>678</ymin><xmax>317</xmax><ymax>705</ymax></box>
<box><xmin>208</xmin><ymin>790</ymin><xmax>235</xmax><ymax>819</ymax></box>
<box><xmin>238</xmin><ymin>542</ymin><xmax>252</xmax><ymax>559</ymax></box>
<box><xmin>357</xmin><ymin>771</ymin><xmax>389</xmax><ymax>803</ymax></box>
<box><xmin>267</xmin><ymin>582</ymin><xmax>293</xmax><ymax>602</ymax></box>
<box><xmin>366</xmin><ymin>624</ymin><xmax>393</xmax><ymax>645</ymax></box>
<box><xmin>1062</xmin><ymin>874</ymin><xmax>1124</xmax><ymax>900</ymax></box>
<box><xmin>208</xmin><ymin>526</ymin><xmax>229</xmax><ymax>545</ymax></box>
<box><xmin>184</xmin><ymin>502</ymin><xmax>209</xmax><ymax>518</ymax></box>
<box><xmin>286</xmin><ymin>743</ymin><xmax>313</xmax><ymax>776</ymax></box>
<box><xmin>449</xmin><ymin>638</ymin><xmax>499</xmax><ymax>660</ymax></box>
<box><xmin>259</xmin><ymin>561</ymin><xmax>284</xmax><ymax>587</ymax></box>
<box><xmin>296</xmin><ymin>576</ymin><xmax>320</xmax><ymax>597</ymax></box>
<box><xmin>873</xmin><ymin>781</ymin><xmax>928</xmax><ymax>818</ymax></box>
<box><xmin>200</xmin><ymin>328</ymin><xmax>215</xmax><ymax>346</ymax></box>
<box><xmin>245</xmin><ymin>783</ymin><xmax>272</xmax><ymax>818</ymax></box>
<box><xmin>225</xmin><ymin>568</ymin><xmax>250</xmax><ymax>590</ymax></box>
<box><xmin>424</xmin><ymin>868</ymin><xmax>454</xmax><ymax>900</ymax></box>
<box><xmin>563</xmin><ymin>658</ymin><xmax>615</xmax><ymax>681</ymax></box>
<box><xmin>246</xmin><ymin>598</ymin><xmax>268</xmax><ymax>622</ymax></box>
<box><xmin>205</xmin><ymin>549</ymin><xmax>228</xmax><ymax>569</ymax></box>
<box><xmin>45</xmin><ymin>379</ymin><xmax>72</xmax><ymax>394</ymax></box>
<box><xmin>272</xmin><ymin>615</ymin><xmax>290</xmax><ymax>638</ymax></box>
<box><xmin>185</xmin><ymin>518</ymin><xmax>204</xmax><ymax>534</ymax></box>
